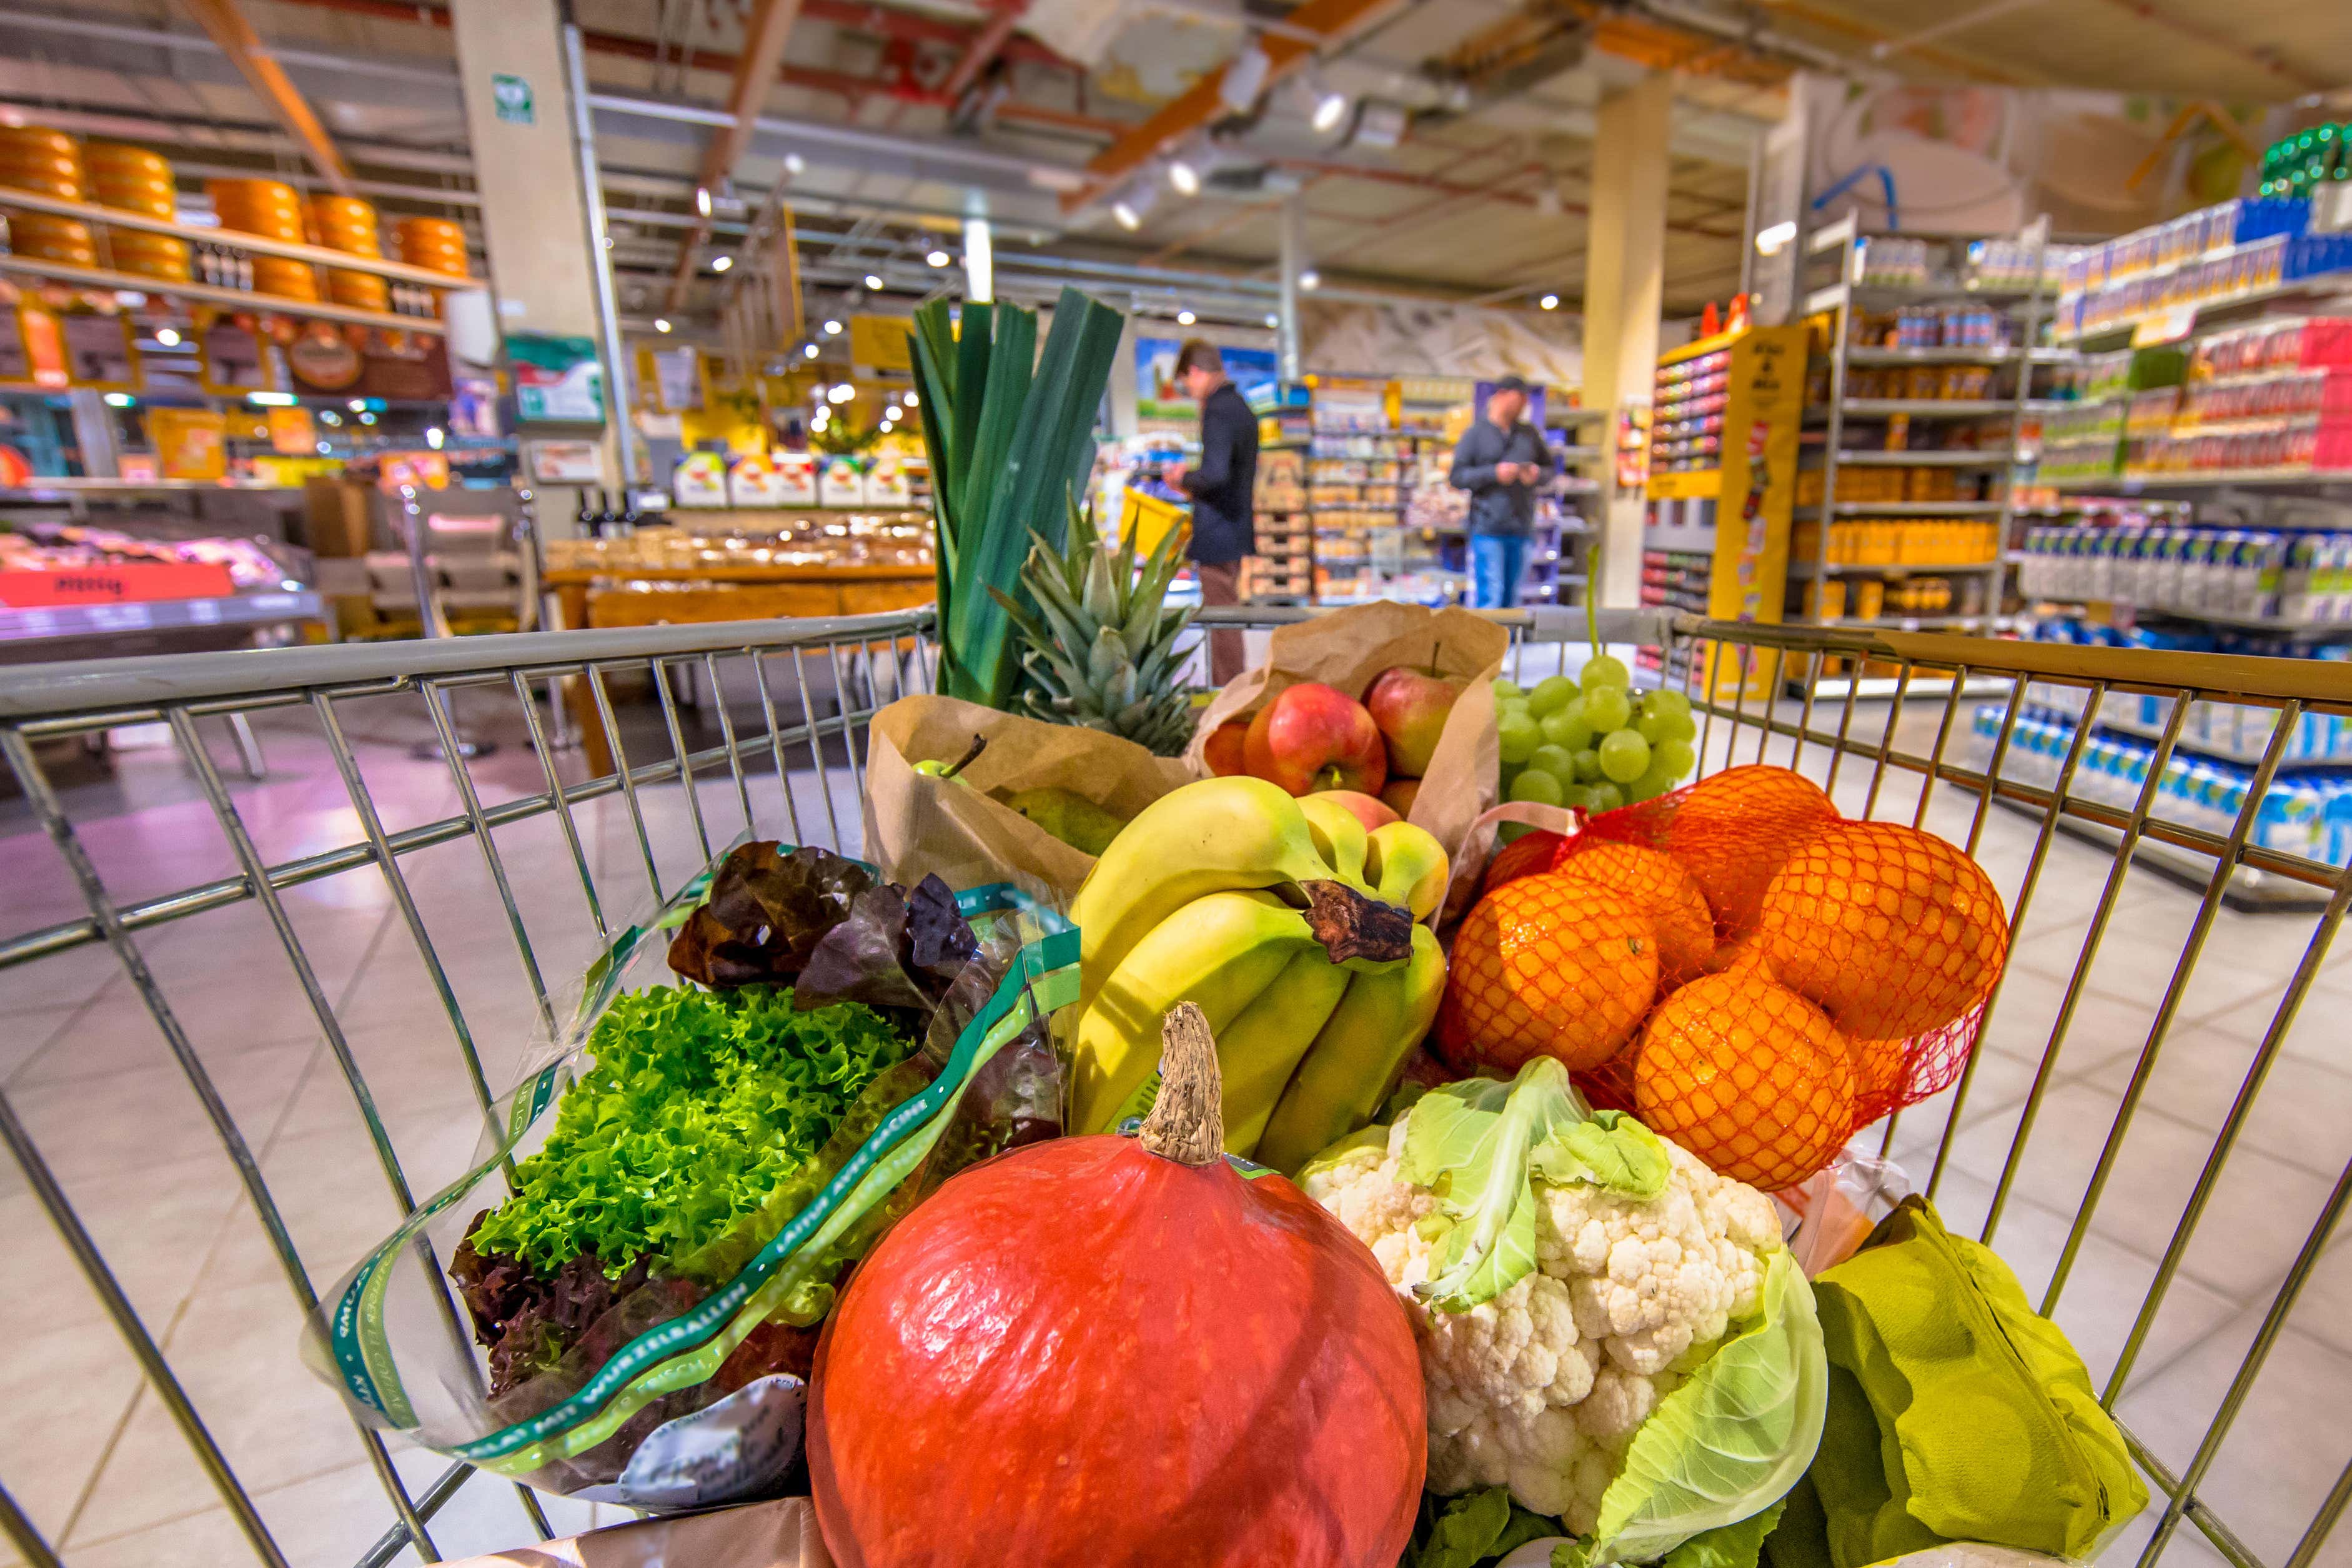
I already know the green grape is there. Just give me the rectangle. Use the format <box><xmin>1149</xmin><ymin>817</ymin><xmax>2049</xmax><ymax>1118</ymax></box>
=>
<box><xmin>1572</xmin><ymin>747</ymin><xmax>1604</xmax><ymax>782</ymax></box>
<box><xmin>1642</xmin><ymin>688</ymin><xmax>1693</xmax><ymax>722</ymax></box>
<box><xmin>1636</xmin><ymin>708</ymin><xmax>1700</xmax><ymax>746</ymax></box>
<box><xmin>1650</xmin><ymin>737</ymin><xmax>1697</xmax><ymax>783</ymax></box>
<box><xmin>1497</xmin><ymin>711</ymin><xmax>1541</xmax><ymax>765</ymax></box>
<box><xmin>1624</xmin><ymin>775</ymin><xmax>1665</xmax><ymax>805</ymax></box>
<box><xmin>1498</xmin><ymin>821</ymin><xmax>1534</xmax><ymax>845</ymax></box>
<box><xmin>1582</xmin><ymin>686</ymin><xmax>1632</xmax><ymax>732</ymax></box>
<box><xmin>1585</xmin><ymin>780</ymin><xmax>1625</xmax><ymax>813</ymax></box>
<box><xmin>1492</xmin><ymin>678</ymin><xmax>1523</xmax><ymax>701</ymax></box>
<box><xmin>1597</xmin><ymin>728</ymin><xmax>1651</xmax><ymax>784</ymax></box>
<box><xmin>1509</xmin><ymin>768</ymin><xmax>1565</xmax><ymax>806</ymax></box>
<box><xmin>1541</xmin><ymin>702</ymin><xmax>1594</xmax><ymax>753</ymax></box>
<box><xmin>1529</xmin><ymin>743</ymin><xmax>1577</xmax><ymax>780</ymax></box>
<box><xmin>1580</xmin><ymin>654</ymin><xmax>1632</xmax><ymax>692</ymax></box>
<box><xmin>1557</xmin><ymin>784</ymin><xmax>1592</xmax><ymax>812</ymax></box>
<box><xmin>1527</xmin><ymin>674</ymin><xmax>1578</xmax><ymax>717</ymax></box>
<box><xmin>1499</xmin><ymin>761</ymin><xmax>1523</xmax><ymax>796</ymax></box>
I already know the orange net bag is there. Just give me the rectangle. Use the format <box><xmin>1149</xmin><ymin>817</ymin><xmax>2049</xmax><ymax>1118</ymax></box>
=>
<box><xmin>1449</xmin><ymin>764</ymin><xmax>2007</xmax><ymax>1191</ymax></box>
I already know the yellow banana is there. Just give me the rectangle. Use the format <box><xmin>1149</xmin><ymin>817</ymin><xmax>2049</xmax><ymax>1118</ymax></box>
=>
<box><xmin>1364</xmin><ymin>821</ymin><xmax>1449</xmax><ymax>923</ymax></box>
<box><xmin>1215</xmin><ymin>945</ymin><xmax>1355</xmax><ymax>1157</ymax></box>
<box><xmin>1294</xmin><ymin>795</ymin><xmax>1371</xmax><ymax>885</ymax></box>
<box><xmin>1069</xmin><ymin>890</ymin><xmax>1317</xmax><ymax>1135</ymax></box>
<box><xmin>1254</xmin><ymin>923</ymin><xmax>1448</xmax><ymax>1175</ymax></box>
<box><xmin>1070</xmin><ymin>777</ymin><xmax>1367</xmax><ymax>1018</ymax></box>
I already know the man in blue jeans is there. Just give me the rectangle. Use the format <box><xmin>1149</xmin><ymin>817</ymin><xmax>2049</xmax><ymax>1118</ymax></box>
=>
<box><xmin>1447</xmin><ymin>375</ymin><xmax>1554</xmax><ymax>608</ymax></box>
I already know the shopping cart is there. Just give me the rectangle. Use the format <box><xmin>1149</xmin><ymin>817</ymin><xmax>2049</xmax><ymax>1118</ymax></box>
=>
<box><xmin>0</xmin><ymin>607</ymin><xmax>2343</xmax><ymax>1568</ymax></box>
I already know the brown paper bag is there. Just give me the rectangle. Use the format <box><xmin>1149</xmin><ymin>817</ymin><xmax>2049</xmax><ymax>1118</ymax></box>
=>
<box><xmin>441</xmin><ymin>1496</ymin><xmax>831</xmax><ymax>1567</ymax></box>
<box><xmin>864</xmin><ymin>695</ymin><xmax>1199</xmax><ymax>900</ymax></box>
<box><xmin>1183</xmin><ymin>602</ymin><xmax>1509</xmax><ymax>922</ymax></box>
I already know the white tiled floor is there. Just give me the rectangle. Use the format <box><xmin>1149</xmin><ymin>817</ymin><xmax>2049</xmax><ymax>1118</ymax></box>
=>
<box><xmin>0</xmin><ymin>667</ymin><xmax>2346</xmax><ymax>1567</ymax></box>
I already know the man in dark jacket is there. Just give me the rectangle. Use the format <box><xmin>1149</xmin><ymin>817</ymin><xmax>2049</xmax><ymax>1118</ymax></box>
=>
<box><xmin>1448</xmin><ymin>375</ymin><xmax>1555</xmax><ymax>609</ymax></box>
<box><xmin>1168</xmin><ymin>339</ymin><xmax>1258</xmax><ymax>685</ymax></box>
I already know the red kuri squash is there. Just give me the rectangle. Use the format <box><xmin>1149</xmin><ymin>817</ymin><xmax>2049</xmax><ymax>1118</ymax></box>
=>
<box><xmin>810</xmin><ymin>1004</ymin><xmax>1426</xmax><ymax>1568</ymax></box>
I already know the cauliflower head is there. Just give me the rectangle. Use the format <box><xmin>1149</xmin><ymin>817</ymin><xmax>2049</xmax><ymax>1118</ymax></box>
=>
<box><xmin>1301</xmin><ymin>1081</ymin><xmax>1782</xmax><ymax>1531</ymax></box>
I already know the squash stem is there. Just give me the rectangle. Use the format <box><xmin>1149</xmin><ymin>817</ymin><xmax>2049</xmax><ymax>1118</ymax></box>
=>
<box><xmin>1138</xmin><ymin>1004</ymin><xmax>1224</xmax><ymax>1166</ymax></box>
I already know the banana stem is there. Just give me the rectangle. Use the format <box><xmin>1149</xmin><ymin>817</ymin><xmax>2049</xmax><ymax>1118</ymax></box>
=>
<box><xmin>1139</xmin><ymin>1003</ymin><xmax>1224</xmax><ymax>1166</ymax></box>
<box><xmin>1301</xmin><ymin>880</ymin><xmax>1415</xmax><ymax>966</ymax></box>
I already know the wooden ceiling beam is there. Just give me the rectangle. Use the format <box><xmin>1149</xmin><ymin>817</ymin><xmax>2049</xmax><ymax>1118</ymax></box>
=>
<box><xmin>667</xmin><ymin>0</ymin><xmax>806</xmax><ymax>312</ymax></box>
<box><xmin>175</xmin><ymin>0</ymin><xmax>355</xmax><ymax>194</ymax></box>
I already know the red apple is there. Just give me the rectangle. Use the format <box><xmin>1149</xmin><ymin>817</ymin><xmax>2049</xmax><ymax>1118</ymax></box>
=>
<box><xmin>1307</xmin><ymin>790</ymin><xmax>1399</xmax><ymax>832</ymax></box>
<box><xmin>1364</xmin><ymin>664</ymin><xmax>1459</xmax><ymax>778</ymax></box>
<box><xmin>1244</xmin><ymin>683</ymin><xmax>1388</xmax><ymax>795</ymax></box>
<box><xmin>1379</xmin><ymin>777</ymin><xmax>1422</xmax><ymax>818</ymax></box>
<box><xmin>1204</xmin><ymin>718</ymin><xmax>1250</xmax><ymax>777</ymax></box>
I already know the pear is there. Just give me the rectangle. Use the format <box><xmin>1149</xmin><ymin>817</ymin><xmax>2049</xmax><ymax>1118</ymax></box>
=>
<box><xmin>1002</xmin><ymin>787</ymin><xmax>1128</xmax><ymax>857</ymax></box>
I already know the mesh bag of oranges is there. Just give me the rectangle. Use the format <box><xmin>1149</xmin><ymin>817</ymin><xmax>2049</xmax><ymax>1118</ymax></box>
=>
<box><xmin>1439</xmin><ymin>763</ymin><xmax>2007</xmax><ymax>1191</ymax></box>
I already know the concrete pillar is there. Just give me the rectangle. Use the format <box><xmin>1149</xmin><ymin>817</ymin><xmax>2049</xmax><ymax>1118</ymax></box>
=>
<box><xmin>449</xmin><ymin>0</ymin><xmax>622</xmax><ymax>526</ymax></box>
<box><xmin>1580</xmin><ymin>71</ymin><xmax>1672</xmax><ymax>608</ymax></box>
<box><xmin>1276</xmin><ymin>196</ymin><xmax>1304</xmax><ymax>385</ymax></box>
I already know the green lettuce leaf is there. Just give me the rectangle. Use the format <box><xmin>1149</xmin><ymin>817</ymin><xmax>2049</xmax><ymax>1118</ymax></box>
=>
<box><xmin>1401</xmin><ymin>1058</ymin><xmax>1672</xmax><ymax>1312</ymax></box>
<box><xmin>1557</xmin><ymin>1250</ymin><xmax>1827</xmax><ymax>1568</ymax></box>
<box><xmin>1406</xmin><ymin>1488</ymin><xmax>1565</xmax><ymax>1568</ymax></box>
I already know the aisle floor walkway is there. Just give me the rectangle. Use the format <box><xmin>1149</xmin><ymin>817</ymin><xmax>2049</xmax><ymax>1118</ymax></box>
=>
<box><xmin>0</xmin><ymin>665</ymin><xmax>2345</xmax><ymax>1566</ymax></box>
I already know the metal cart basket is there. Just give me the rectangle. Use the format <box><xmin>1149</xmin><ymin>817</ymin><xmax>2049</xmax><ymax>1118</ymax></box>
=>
<box><xmin>0</xmin><ymin>606</ymin><xmax>2345</xmax><ymax>1568</ymax></box>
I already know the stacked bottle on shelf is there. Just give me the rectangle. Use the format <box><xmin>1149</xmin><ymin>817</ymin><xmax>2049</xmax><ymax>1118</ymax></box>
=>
<box><xmin>2055</xmin><ymin>196</ymin><xmax>2351</xmax><ymax>341</ymax></box>
<box><xmin>2014</xmin><ymin>518</ymin><xmax>2352</xmax><ymax>623</ymax></box>
<box><xmin>1648</xmin><ymin>347</ymin><xmax>1727</xmax><ymax>472</ymax></box>
<box><xmin>2259</xmin><ymin>123</ymin><xmax>2351</xmax><ymax>199</ymax></box>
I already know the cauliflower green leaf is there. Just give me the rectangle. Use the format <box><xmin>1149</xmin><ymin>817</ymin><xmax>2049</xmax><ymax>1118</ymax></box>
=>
<box><xmin>1557</xmin><ymin>1249</ymin><xmax>1826</xmax><ymax>1568</ymax></box>
<box><xmin>1401</xmin><ymin>1058</ymin><xmax>1671</xmax><ymax>1313</ymax></box>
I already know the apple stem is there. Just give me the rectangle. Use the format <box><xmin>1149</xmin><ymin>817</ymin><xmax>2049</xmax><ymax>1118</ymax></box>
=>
<box><xmin>943</xmin><ymin>733</ymin><xmax>987</xmax><ymax>778</ymax></box>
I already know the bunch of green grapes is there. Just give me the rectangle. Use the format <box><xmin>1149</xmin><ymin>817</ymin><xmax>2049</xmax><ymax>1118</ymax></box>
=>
<box><xmin>1492</xmin><ymin>656</ymin><xmax>1700</xmax><ymax>816</ymax></box>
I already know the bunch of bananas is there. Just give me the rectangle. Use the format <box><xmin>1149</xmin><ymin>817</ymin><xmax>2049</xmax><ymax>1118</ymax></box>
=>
<box><xmin>1067</xmin><ymin>777</ymin><xmax>1449</xmax><ymax>1173</ymax></box>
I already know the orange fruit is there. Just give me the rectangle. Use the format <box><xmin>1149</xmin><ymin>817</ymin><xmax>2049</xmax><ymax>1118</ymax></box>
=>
<box><xmin>1755</xmin><ymin>820</ymin><xmax>2008</xmax><ymax>1040</ymax></box>
<box><xmin>1664</xmin><ymin>766</ymin><xmax>1839</xmax><ymax>936</ymax></box>
<box><xmin>1848</xmin><ymin>1035</ymin><xmax>1909</xmax><ymax>1114</ymax></box>
<box><xmin>1481</xmin><ymin>828</ymin><xmax>1566</xmax><ymax>894</ymax></box>
<box><xmin>1634</xmin><ymin>972</ymin><xmax>1855</xmax><ymax>1191</ymax></box>
<box><xmin>1554</xmin><ymin>841</ymin><xmax>1715</xmax><ymax>985</ymax></box>
<box><xmin>1707</xmin><ymin>931</ymin><xmax>1774</xmax><ymax>980</ymax></box>
<box><xmin>1436</xmin><ymin>874</ymin><xmax>1657</xmax><ymax>1074</ymax></box>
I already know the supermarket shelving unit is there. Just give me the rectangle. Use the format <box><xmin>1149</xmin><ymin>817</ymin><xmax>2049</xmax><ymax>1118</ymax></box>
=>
<box><xmin>1793</xmin><ymin>213</ymin><xmax>2068</xmax><ymax>696</ymax></box>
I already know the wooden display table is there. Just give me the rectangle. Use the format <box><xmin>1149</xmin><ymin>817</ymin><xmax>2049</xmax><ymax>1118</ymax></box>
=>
<box><xmin>543</xmin><ymin>560</ymin><xmax>934</xmax><ymax>775</ymax></box>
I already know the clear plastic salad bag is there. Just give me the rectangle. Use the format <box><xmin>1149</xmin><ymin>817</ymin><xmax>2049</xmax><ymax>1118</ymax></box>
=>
<box><xmin>300</xmin><ymin>840</ymin><xmax>1076</xmax><ymax>1506</ymax></box>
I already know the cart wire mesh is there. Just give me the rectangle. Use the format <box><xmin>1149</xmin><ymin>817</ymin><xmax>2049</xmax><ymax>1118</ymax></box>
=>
<box><xmin>0</xmin><ymin>606</ymin><xmax>2343</xmax><ymax>1568</ymax></box>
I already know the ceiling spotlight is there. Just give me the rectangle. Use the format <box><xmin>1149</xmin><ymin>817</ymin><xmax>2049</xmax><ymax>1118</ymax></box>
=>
<box><xmin>903</xmin><ymin>390</ymin><xmax>919</xmax><ymax>407</ymax></box>
<box><xmin>655</xmin><ymin>317</ymin><xmax>673</xmax><ymax>333</ymax></box>
<box><xmin>865</xmin><ymin>273</ymin><xmax>884</xmax><ymax>290</ymax></box>
<box><xmin>1264</xmin><ymin>312</ymin><xmax>1279</xmax><ymax>327</ymax></box>
<box><xmin>1219</xmin><ymin>41</ymin><xmax>1272</xmax><ymax>114</ymax></box>
<box><xmin>1168</xmin><ymin>158</ymin><xmax>1201</xmax><ymax>196</ymax></box>
<box><xmin>803</xmin><ymin>342</ymin><xmax>820</xmax><ymax>359</ymax></box>
<box><xmin>1176</xmin><ymin>309</ymin><xmax>1196</xmax><ymax>325</ymax></box>
<box><xmin>1311</xmin><ymin>86</ymin><xmax>1350</xmax><ymax>135</ymax></box>
<box><xmin>1299</xmin><ymin>269</ymin><xmax>1321</xmax><ymax>290</ymax></box>
<box><xmin>824</xmin><ymin>319</ymin><xmax>843</xmax><ymax>335</ymax></box>
<box><xmin>1112</xmin><ymin>200</ymin><xmax>1142</xmax><ymax>231</ymax></box>
<box><xmin>783</xmin><ymin>153</ymin><xmax>806</xmax><ymax>176</ymax></box>
<box><xmin>926</xmin><ymin>249</ymin><xmax>951</xmax><ymax>267</ymax></box>
<box><xmin>154</xmin><ymin>326</ymin><xmax>181</xmax><ymax>347</ymax></box>
<box><xmin>1539</xmin><ymin>293</ymin><xmax>1559</xmax><ymax>310</ymax></box>
<box><xmin>694</xmin><ymin>185</ymin><xmax>713</xmax><ymax>218</ymax></box>
<box><xmin>1753</xmin><ymin>219</ymin><xmax>1798</xmax><ymax>257</ymax></box>
<box><xmin>711</xmin><ymin>254</ymin><xmax>733</xmax><ymax>272</ymax></box>
<box><xmin>828</xmin><ymin>382</ymin><xmax>856</xmax><ymax>403</ymax></box>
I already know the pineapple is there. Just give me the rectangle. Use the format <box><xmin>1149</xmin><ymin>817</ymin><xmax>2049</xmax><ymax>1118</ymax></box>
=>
<box><xmin>989</xmin><ymin>499</ymin><xmax>1199</xmax><ymax>757</ymax></box>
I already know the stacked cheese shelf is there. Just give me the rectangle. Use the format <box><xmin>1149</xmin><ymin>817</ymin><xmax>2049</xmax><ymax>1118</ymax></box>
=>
<box><xmin>1790</xmin><ymin>214</ymin><xmax>2072</xmax><ymax>697</ymax></box>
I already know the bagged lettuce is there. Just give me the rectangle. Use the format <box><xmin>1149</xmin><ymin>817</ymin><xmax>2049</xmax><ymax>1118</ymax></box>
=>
<box><xmin>302</xmin><ymin>841</ymin><xmax>1078</xmax><ymax>1506</ymax></box>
